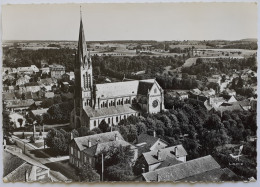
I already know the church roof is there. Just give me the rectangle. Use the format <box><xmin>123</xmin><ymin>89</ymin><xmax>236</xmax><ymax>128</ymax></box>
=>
<box><xmin>96</xmin><ymin>81</ymin><xmax>139</xmax><ymax>98</ymax></box>
<box><xmin>95</xmin><ymin>79</ymin><xmax>156</xmax><ymax>99</ymax></box>
<box><xmin>84</xmin><ymin>104</ymin><xmax>139</xmax><ymax>118</ymax></box>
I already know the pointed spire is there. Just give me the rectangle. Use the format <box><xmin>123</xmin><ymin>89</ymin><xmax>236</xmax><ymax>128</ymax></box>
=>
<box><xmin>78</xmin><ymin>6</ymin><xmax>88</xmax><ymax>64</ymax></box>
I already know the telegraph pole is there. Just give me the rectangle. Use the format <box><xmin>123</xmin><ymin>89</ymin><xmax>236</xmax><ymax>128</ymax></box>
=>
<box><xmin>101</xmin><ymin>153</ymin><xmax>104</xmax><ymax>181</ymax></box>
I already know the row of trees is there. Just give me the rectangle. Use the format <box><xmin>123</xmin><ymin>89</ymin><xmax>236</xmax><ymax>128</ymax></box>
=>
<box><xmin>182</xmin><ymin>56</ymin><xmax>257</xmax><ymax>77</ymax></box>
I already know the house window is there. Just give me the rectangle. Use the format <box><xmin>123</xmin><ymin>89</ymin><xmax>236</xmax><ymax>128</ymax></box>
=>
<box><xmin>116</xmin><ymin>117</ymin><xmax>118</xmax><ymax>122</ymax></box>
<box><xmin>78</xmin><ymin>150</ymin><xmax>80</xmax><ymax>159</ymax></box>
<box><xmin>108</xmin><ymin>118</ymin><xmax>110</xmax><ymax>124</ymax></box>
<box><xmin>94</xmin><ymin>121</ymin><xmax>96</xmax><ymax>126</ymax></box>
<box><xmin>71</xmin><ymin>147</ymin><xmax>73</xmax><ymax>155</ymax></box>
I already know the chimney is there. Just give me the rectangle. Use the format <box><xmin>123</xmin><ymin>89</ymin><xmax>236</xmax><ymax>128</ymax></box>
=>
<box><xmin>88</xmin><ymin>140</ymin><xmax>91</xmax><ymax>147</ymax></box>
<box><xmin>115</xmin><ymin>134</ymin><xmax>118</xmax><ymax>141</ymax></box>
<box><xmin>153</xmin><ymin>130</ymin><xmax>156</xmax><ymax>137</ymax></box>
<box><xmin>174</xmin><ymin>146</ymin><xmax>178</xmax><ymax>157</ymax></box>
<box><xmin>70</xmin><ymin>132</ymin><xmax>73</xmax><ymax>140</ymax></box>
<box><xmin>25</xmin><ymin>170</ymin><xmax>29</xmax><ymax>182</ymax></box>
<box><xmin>157</xmin><ymin>150</ymin><xmax>161</xmax><ymax>161</ymax></box>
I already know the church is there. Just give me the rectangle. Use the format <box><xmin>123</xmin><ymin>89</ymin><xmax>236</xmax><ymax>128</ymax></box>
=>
<box><xmin>70</xmin><ymin>17</ymin><xmax>165</xmax><ymax>130</ymax></box>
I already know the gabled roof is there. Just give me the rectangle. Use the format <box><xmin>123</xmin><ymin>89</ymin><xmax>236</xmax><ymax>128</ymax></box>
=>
<box><xmin>6</xmin><ymin>99</ymin><xmax>35</xmax><ymax>108</ymax></box>
<box><xmin>178</xmin><ymin>168</ymin><xmax>237</xmax><ymax>182</ymax></box>
<box><xmin>156</xmin><ymin>156</ymin><xmax>183</xmax><ymax>169</ymax></box>
<box><xmin>83</xmin><ymin>139</ymin><xmax>136</xmax><ymax>156</ymax></box>
<box><xmin>142</xmin><ymin>155</ymin><xmax>220</xmax><ymax>182</ymax></box>
<box><xmin>137</xmin><ymin>134</ymin><xmax>159</xmax><ymax>147</ymax></box>
<box><xmin>212</xmin><ymin>104</ymin><xmax>244</xmax><ymax>113</ymax></box>
<box><xmin>143</xmin><ymin>145</ymin><xmax>187</xmax><ymax>165</ymax></box>
<box><xmin>31</xmin><ymin>108</ymin><xmax>48</xmax><ymax>116</ymax></box>
<box><xmin>2</xmin><ymin>93</ymin><xmax>16</xmax><ymax>100</ymax></box>
<box><xmin>95</xmin><ymin>79</ymin><xmax>156</xmax><ymax>99</ymax></box>
<box><xmin>96</xmin><ymin>80</ymin><xmax>139</xmax><ymax>98</ymax></box>
<box><xmin>73</xmin><ymin>131</ymin><xmax>124</xmax><ymax>151</ymax></box>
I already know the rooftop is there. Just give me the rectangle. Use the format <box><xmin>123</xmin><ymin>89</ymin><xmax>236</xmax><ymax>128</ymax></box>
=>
<box><xmin>142</xmin><ymin>155</ymin><xmax>220</xmax><ymax>182</ymax></box>
<box><xmin>143</xmin><ymin>145</ymin><xmax>187</xmax><ymax>165</ymax></box>
<box><xmin>73</xmin><ymin>131</ymin><xmax>124</xmax><ymax>151</ymax></box>
<box><xmin>84</xmin><ymin>104</ymin><xmax>139</xmax><ymax>118</ymax></box>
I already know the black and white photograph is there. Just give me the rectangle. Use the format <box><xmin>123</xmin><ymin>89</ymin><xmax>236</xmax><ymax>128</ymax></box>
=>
<box><xmin>1</xmin><ymin>1</ymin><xmax>258</xmax><ymax>183</ymax></box>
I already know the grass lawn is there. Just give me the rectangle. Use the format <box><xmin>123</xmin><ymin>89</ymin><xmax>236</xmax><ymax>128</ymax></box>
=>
<box><xmin>44</xmin><ymin>160</ymin><xmax>80</xmax><ymax>181</ymax></box>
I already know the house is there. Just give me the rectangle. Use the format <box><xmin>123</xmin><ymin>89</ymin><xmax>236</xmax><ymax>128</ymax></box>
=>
<box><xmin>230</xmin><ymin>100</ymin><xmax>251</xmax><ymax>111</ymax></box>
<box><xmin>142</xmin><ymin>155</ymin><xmax>236</xmax><ymax>182</ymax></box>
<box><xmin>41</xmin><ymin>66</ymin><xmax>51</xmax><ymax>74</ymax></box>
<box><xmin>45</xmin><ymin>92</ymin><xmax>55</xmax><ymax>98</ymax></box>
<box><xmin>207</xmin><ymin>75</ymin><xmax>221</xmax><ymax>85</ymax></box>
<box><xmin>201</xmin><ymin>88</ymin><xmax>216</xmax><ymax>97</ymax></box>
<box><xmin>50</xmin><ymin>64</ymin><xmax>65</xmax><ymax>79</ymax></box>
<box><xmin>210</xmin><ymin>104</ymin><xmax>244</xmax><ymax>114</ymax></box>
<box><xmin>135</xmin><ymin>133</ymin><xmax>168</xmax><ymax>157</ymax></box>
<box><xmin>38</xmin><ymin>78</ymin><xmax>57</xmax><ymax>91</ymax></box>
<box><xmin>29</xmin><ymin>108</ymin><xmax>49</xmax><ymax>118</ymax></box>
<box><xmin>3</xmin><ymin>150</ymin><xmax>52</xmax><ymax>182</ymax></box>
<box><xmin>61</xmin><ymin>73</ymin><xmax>70</xmax><ymax>82</ymax></box>
<box><xmin>5</xmin><ymin>99</ymin><xmax>35</xmax><ymax>112</ymax></box>
<box><xmin>16</xmin><ymin>75</ymin><xmax>31</xmax><ymax>86</ymax></box>
<box><xmin>204</xmin><ymin>95</ymin><xmax>237</xmax><ymax>111</ymax></box>
<box><xmin>142</xmin><ymin>145</ymin><xmax>187</xmax><ymax>172</ymax></box>
<box><xmin>17</xmin><ymin>65</ymin><xmax>39</xmax><ymax>74</ymax></box>
<box><xmin>223</xmin><ymin>88</ymin><xmax>236</xmax><ymax>96</ymax></box>
<box><xmin>9</xmin><ymin>112</ymin><xmax>26</xmax><ymax>128</ymax></box>
<box><xmin>176</xmin><ymin>91</ymin><xmax>189</xmax><ymax>100</ymax></box>
<box><xmin>69</xmin><ymin>131</ymin><xmax>138</xmax><ymax>168</ymax></box>
<box><xmin>19</xmin><ymin>83</ymin><xmax>41</xmax><ymax>93</ymax></box>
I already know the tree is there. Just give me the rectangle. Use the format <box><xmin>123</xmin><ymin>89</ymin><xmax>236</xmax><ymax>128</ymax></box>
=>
<box><xmin>204</xmin><ymin>114</ymin><xmax>223</xmax><ymax>131</ymax></box>
<box><xmin>98</xmin><ymin>120</ymin><xmax>109</xmax><ymax>133</ymax></box>
<box><xmin>78</xmin><ymin>163</ymin><xmax>100</xmax><ymax>182</ymax></box>
<box><xmin>41</xmin><ymin>98</ymin><xmax>54</xmax><ymax>108</ymax></box>
<box><xmin>45</xmin><ymin>129</ymin><xmax>70</xmax><ymax>154</ymax></box>
<box><xmin>3</xmin><ymin>110</ymin><xmax>14</xmax><ymax>137</ymax></box>
<box><xmin>17</xmin><ymin>118</ymin><xmax>23</xmax><ymax>128</ymax></box>
<box><xmin>237</xmin><ymin>76</ymin><xmax>244</xmax><ymax>88</ymax></box>
<box><xmin>106</xmin><ymin>163</ymin><xmax>134</xmax><ymax>181</ymax></box>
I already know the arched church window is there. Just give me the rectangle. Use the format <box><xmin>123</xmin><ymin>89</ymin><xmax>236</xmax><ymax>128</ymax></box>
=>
<box><xmin>94</xmin><ymin>121</ymin><xmax>96</xmax><ymax>127</ymax></box>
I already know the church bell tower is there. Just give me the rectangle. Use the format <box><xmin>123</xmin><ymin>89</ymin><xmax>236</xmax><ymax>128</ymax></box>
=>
<box><xmin>74</xmin><ymin>11</ymin><xmax>94</xmax><ymax>120</ymax></box>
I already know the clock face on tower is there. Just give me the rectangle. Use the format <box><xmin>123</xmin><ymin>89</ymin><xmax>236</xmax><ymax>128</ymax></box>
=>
<box><xmin>152</xmin><ymin>100</ymin><xmax>158</xmax><ymax>108</ymax></box>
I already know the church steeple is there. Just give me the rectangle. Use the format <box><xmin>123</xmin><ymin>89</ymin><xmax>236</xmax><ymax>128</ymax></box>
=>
<box><xmin>77</xmin><ymin>9</ymin><xmax>88</xmax><ymax>66</ymax></box>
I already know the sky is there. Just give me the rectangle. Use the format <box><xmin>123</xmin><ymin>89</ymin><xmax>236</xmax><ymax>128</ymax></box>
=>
<box><xmin>2</xmin><ymin>3</ymin><xmax>258</xmax><ymax>41</ymax></box>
